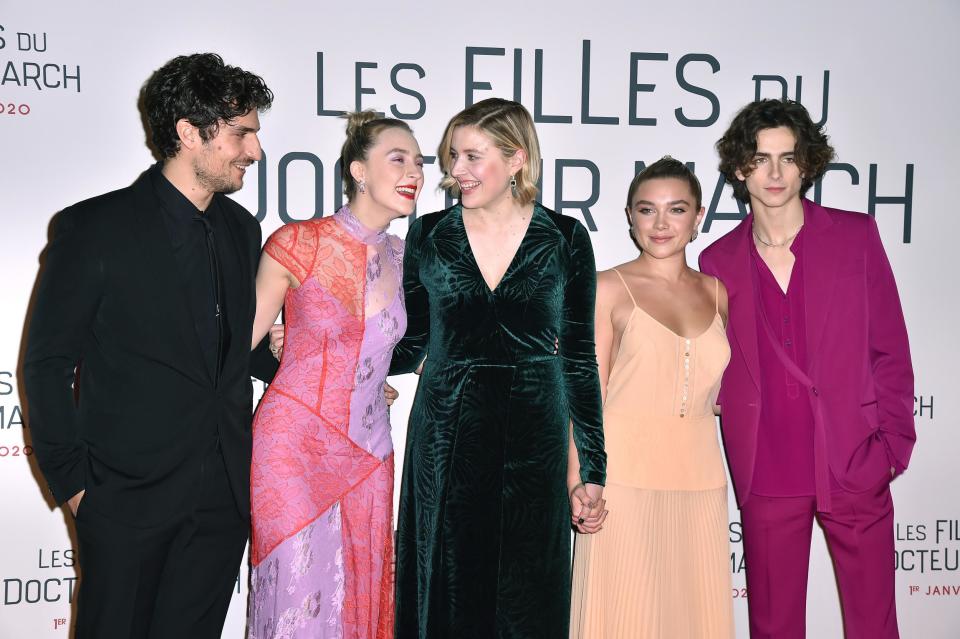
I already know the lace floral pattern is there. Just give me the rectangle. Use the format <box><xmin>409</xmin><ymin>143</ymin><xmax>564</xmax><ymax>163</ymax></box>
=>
<box><xmin>250</xmin><ymin>207</ymin><xmax>404</xmax><ymax>638</ymax></box>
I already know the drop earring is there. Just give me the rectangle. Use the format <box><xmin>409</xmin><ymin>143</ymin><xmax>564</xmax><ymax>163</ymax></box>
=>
<box><xmin>509</xmin><ymin>175</ymin><xmax>518</xmax><ymax>198</ymax></box>
<box><xmin>358</xmin><ymin>180</ymin><xmax>366</xmax><ymax>194</ymax></box>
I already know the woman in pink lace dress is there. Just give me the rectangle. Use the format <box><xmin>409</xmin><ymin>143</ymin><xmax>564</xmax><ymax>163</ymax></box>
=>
<box><xmin>248</xmin><ymin>112</ymin><xmax>424</xmax><ymax>638</ymax></box>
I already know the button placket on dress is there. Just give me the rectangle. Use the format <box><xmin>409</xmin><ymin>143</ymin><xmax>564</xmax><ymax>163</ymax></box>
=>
<box><xmin>680</xmin><ymin>337</ymin><xmax>692</xmax><ymax>418</ymax></box>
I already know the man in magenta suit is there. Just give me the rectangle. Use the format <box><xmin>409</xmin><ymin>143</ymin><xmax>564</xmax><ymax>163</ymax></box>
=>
<box><xmin>699</xmin><ymin>99</ymin><xmax>916</xmax><ymax>638</ymax></box>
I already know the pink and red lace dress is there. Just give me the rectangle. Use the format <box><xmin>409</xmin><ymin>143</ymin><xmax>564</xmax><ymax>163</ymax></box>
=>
<box><xmin>249</xmin><ymin>207</ymin><xmax>405</xmax><ymax>639</ymax></box>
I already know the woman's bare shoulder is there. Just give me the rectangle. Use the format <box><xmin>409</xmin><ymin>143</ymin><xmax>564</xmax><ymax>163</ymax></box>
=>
<box><xmin>597</xmin><ymin>261</ymin><xmax>642</xmax><ymax>306</ymax></box>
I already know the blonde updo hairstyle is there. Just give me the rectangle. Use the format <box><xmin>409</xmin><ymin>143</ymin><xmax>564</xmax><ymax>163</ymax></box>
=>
<box><xmin>340</xmin><ymin>110</ymin><xmax>413</xmax><ymax>200</ymax></box>
<box><xmin>437</xmin><ymin>98</ymin><xmax>541</xmax><ymax>206</ymax></box>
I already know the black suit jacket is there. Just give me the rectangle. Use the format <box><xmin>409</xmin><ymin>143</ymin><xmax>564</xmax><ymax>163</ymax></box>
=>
<box><xmin>23</xmin><ymin>167</ymin><xmax>277</xmax><ymax>526</ymax></box>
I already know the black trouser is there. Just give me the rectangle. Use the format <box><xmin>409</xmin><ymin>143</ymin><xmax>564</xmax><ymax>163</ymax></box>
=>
<box><xmin>74</xmin><ymin>445</ymin><xmax>248</xmax><ymax>638</ymax></box>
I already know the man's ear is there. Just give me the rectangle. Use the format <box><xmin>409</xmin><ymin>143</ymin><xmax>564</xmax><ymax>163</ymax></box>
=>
<box><xmin>175</xmin><ymin>118</ymin><xmax>201</xmax><ymax>152</ymax></box>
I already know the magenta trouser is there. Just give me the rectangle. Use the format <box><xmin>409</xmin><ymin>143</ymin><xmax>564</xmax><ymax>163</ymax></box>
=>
<box><xmin>740</xmin><ymin>478</ymin><xmax>898</xmax><ymax>639</ymax></box>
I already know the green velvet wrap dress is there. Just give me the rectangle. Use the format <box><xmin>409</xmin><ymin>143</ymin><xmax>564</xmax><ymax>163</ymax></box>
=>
<box><xmin>390</xmin><ymin>203</ymin><xmax>607</xmax><ymax>638</ymax></box>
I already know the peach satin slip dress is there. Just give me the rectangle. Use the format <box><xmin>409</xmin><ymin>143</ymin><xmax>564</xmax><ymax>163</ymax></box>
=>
<box><xmin>570</xmin><ymin>271</ymin><xmax>734</xmax><ymax>639</ymax></box>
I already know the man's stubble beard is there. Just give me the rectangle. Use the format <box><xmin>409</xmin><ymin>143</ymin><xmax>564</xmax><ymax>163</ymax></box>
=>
<box><xmin>193</xmin><ymin>154</ymin><xmax>241</xmax><ymax>195</ymax></box>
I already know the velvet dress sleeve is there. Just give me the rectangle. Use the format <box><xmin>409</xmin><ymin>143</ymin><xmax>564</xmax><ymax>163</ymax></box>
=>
<box><xmin>563</xmin><ymin>221</ymin><xmax>606</xmax><ymax>486</ymax></box>
<box><xmin>390</xmin><ymin>217</ymin><xmax>430</xmax><ymax>375</ymax></box>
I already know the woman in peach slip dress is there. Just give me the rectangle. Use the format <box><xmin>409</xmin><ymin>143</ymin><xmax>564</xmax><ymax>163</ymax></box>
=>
<box><xmin>569</xmin><ymin>158</ymin><xmax>735</xmax><ymax>638</ymax></box>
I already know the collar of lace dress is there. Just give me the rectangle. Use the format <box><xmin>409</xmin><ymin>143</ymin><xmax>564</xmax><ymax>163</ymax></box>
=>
<box><xmin>334</xmin><ymin>205</ymin><xmax>387</xmax><ymax>246</ymax></box>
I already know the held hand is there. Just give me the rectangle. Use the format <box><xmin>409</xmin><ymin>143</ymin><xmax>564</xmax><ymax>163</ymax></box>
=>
<box><xmin>67</xmin><ymin>489</ymin><xmax>85</xmax><ymax>517</ymax></box>
<box><xmin>569</xmin><ymin>482</ymin><xmax>608</xmax><ymax>534</ymax></box>
<box><xmin>384</xmin><ymin>382</ymin><xmax>399</xmax><ymax>406</ymax></box>
<box><xmin>268</xmin><ymin>324</ymin><xmax>285</xmax><ymax>361</ymax></box>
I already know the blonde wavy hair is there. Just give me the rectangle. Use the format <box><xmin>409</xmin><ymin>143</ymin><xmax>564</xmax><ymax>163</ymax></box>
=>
<box><xmin>437</xmin><ymin>98</ymin><xmax>541</xmax><ymax>206</ymax></box>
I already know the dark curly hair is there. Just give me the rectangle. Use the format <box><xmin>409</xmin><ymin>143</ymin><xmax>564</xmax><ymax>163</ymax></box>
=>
<box><xmin>626</xmin><ymin>156</ymin><xmax>702</xmax><ymax>210</ymax></box>
<box><xmin>716</xmin><ymin>99</ymin><xmax>834</xmax><ymax>203</ymax></box>
<box><xmin>143</xmin><ymin>53</ymin><xmax>273</xmax><ymax>159</ymax></box>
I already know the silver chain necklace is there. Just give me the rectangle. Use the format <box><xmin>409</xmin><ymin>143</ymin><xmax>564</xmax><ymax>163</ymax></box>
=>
<box><xmin>753</xmin><ymin>225</ymin><xmax>802</xmax><ymax>248</ymax></box>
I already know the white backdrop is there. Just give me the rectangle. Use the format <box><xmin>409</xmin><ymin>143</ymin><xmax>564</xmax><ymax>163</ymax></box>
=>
<box><xmin>1</xmin><ymin>1</ymin><xmax>957</xmax><ymax>636</ymax></box>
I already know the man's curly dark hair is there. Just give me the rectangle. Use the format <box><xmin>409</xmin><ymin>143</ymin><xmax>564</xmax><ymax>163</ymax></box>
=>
<box><xmin>716</xmin><ymin>99</ymin><xmax>834</xmax><ymax>203</ymax></box>
<box><xmin>143</xmin><ymin>53</ymin><xmax>273</xmax><ymax>159</ymax></box>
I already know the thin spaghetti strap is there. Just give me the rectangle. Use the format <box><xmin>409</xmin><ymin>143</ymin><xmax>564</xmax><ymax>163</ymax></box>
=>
<box><xmin>611</xmin><ymin>268</ymin><xmax>639</xmax><ymax>307</ymax></box>
<box><xmin>714</xmin><ymin>276</ymin><xmax>720</xmax><ymax>313</ymax></box>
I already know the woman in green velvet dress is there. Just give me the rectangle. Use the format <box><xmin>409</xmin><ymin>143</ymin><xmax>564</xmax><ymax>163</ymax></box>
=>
<box><xmin>390</xmin><ymin>98</ymin><xmax>608</xmax><ymax>638</ymax></box>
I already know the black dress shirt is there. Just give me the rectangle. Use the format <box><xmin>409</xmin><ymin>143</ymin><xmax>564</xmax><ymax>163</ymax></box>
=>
<box><xmin>150</xmin><ymin>163</ymin><xmax>232</xmax><ymax>381</ymax></box>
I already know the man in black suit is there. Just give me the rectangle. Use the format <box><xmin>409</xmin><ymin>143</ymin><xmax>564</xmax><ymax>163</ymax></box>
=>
<box><xmin>23</xmin><ymin>53</ymin><xmax>278</xmax><ymax>638</ymax></box>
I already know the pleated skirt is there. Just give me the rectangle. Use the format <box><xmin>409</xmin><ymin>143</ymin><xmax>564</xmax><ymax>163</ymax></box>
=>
<box><xmin>569</xmin><ymin>483</ymin><xmax>734</xmax><ymax>639</ymax></box>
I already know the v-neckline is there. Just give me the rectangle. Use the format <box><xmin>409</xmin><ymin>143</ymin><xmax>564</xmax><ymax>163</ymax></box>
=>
<box><xmin>459</xmin><ymin>204</ymin><xmax>536</xmax><ymax>294</ymax></box>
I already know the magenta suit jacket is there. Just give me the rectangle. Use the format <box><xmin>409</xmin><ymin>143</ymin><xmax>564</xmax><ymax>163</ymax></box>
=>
<box><xmin>699</xmin><ymin>199</ymin><xmax>916</xmax><ymax>508</ymax></box>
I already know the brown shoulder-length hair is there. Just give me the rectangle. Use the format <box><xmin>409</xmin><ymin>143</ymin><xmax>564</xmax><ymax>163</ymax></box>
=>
<box><xmin>437</xmin><ymin>98</ymin><xmax>541</xmax><ymax>206</ymax></box>
<box><xmin>716</xmin><ymin>99</ymin><xmax>835</xmax><ymax>203</ymax></box>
